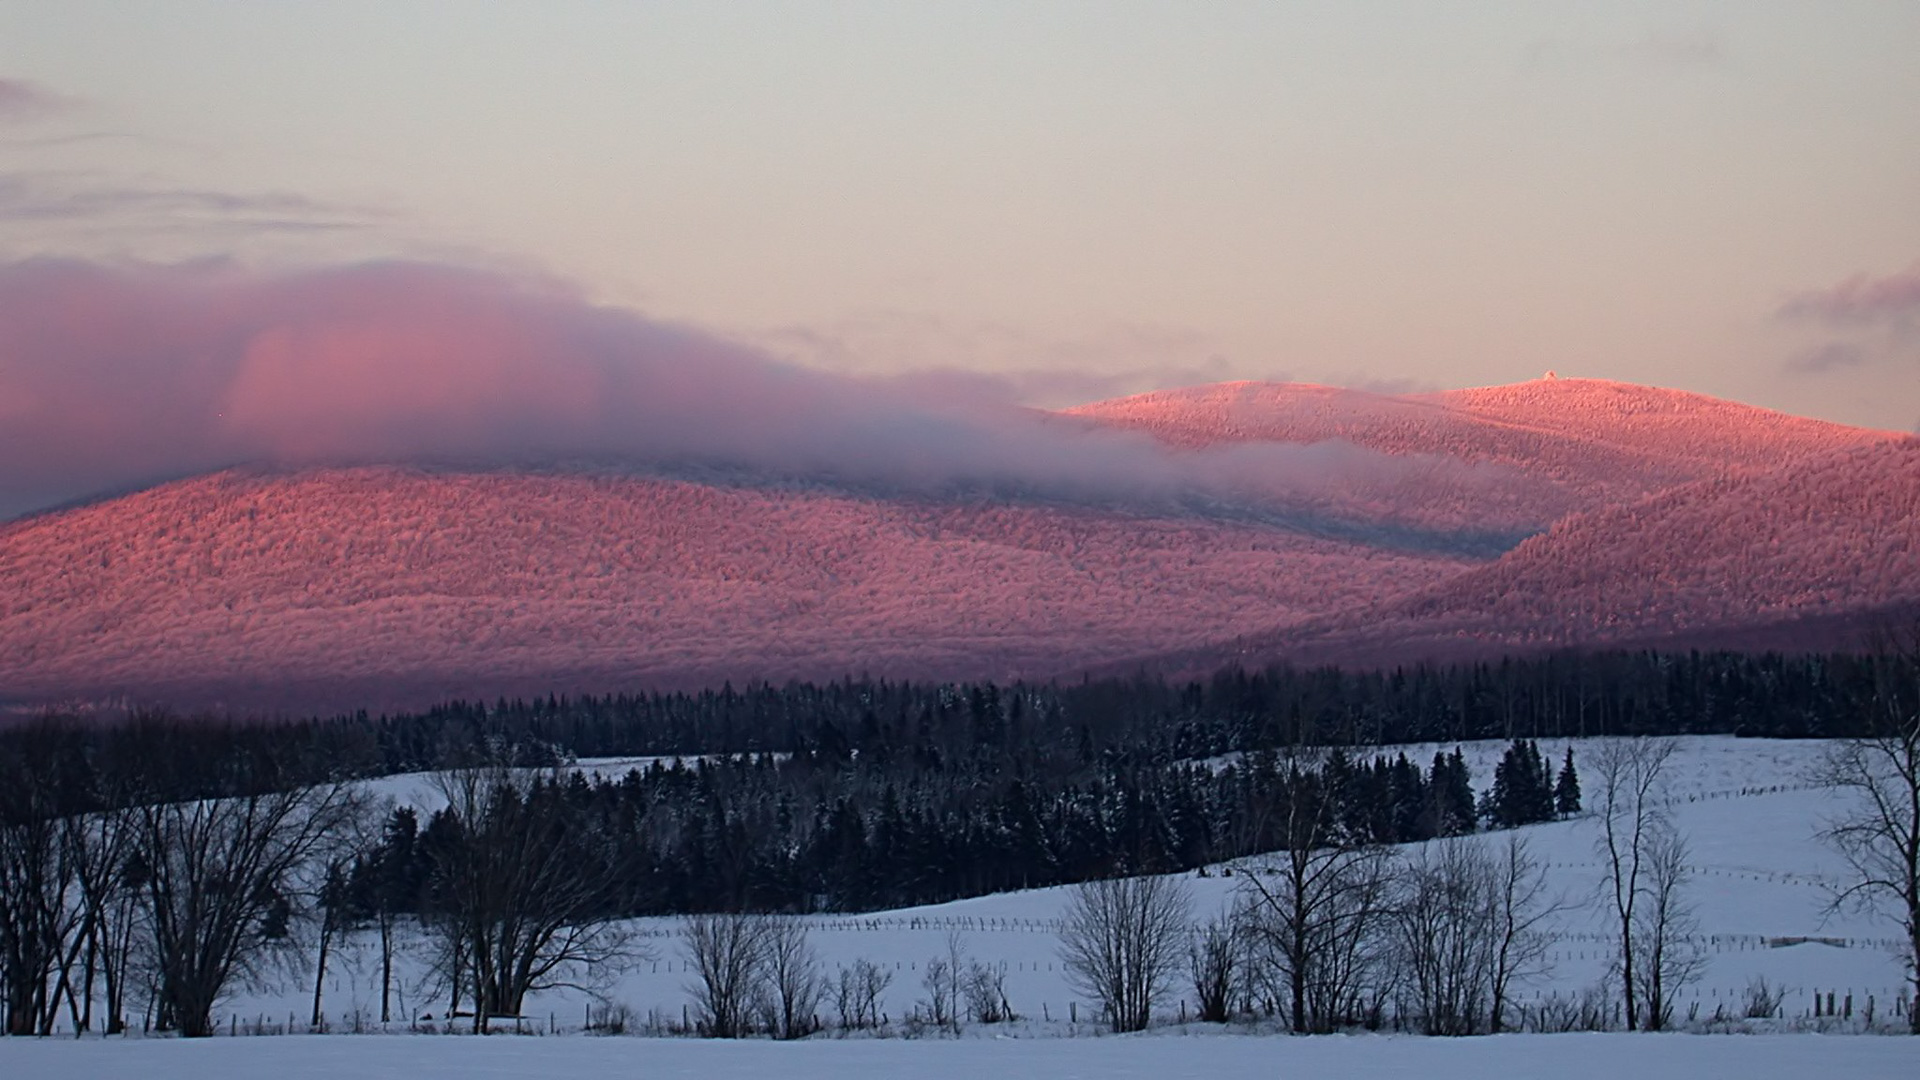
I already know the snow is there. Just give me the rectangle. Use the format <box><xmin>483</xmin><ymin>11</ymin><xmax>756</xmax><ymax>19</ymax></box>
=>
<box><xmin>3</xmin><ymin>735</ymin><xmax>1914</xmax><ymax>1075</ymax></box>
<box><xmin>99</xmin><ymin>737</ymin><xmax>1920</xmax><ymax>1037</ymax></box>
<box><xmin>8</xmin><ymin>378</ymin><xmax>1908</xmax><ymax>711</ymax></box>
<box><xmin>0</xmin><ymin>1030</ymin><xmax>1909</xmax><ymax>1080</ymax></box>
<box><xmin>0</xmin><ymin>466</ymin><xmax>1467</xmax><ymax>710</ymax></box>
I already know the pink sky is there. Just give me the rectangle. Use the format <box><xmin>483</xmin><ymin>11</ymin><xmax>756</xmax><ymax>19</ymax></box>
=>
<box><xmin>1</xmin><ymin>3</ymin><xmax>1916</xmax><ymax>516</ymax></box>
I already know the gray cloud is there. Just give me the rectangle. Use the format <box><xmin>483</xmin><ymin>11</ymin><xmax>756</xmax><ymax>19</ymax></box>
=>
<box><xmin>0</xmin><ymin>170</ymin><xmax>384</xmax><ymax>233</ymax></box>
<box><xmin>0</xmin><ymin>258</ymin><xmax>1533</xmax><ymax>549</ymax></box>
<box><xmin>1780</xmin><ymin>263</ymin><xmax>1920</xmax><ymax>326</ymax></box>
<box><xmin>0</xmin><ymin>78</ymin><xmax>70</xmax><ymax>123</ymax></box>
<box><xmin>1786</xmin><ymin>341</ymin><xmax>1868</xmax><ymax>374</ymax></box>
<box><xmin>757</xmin><ymin>312</ymin><xmax>1250</xmax><ymax>407</ymax></box>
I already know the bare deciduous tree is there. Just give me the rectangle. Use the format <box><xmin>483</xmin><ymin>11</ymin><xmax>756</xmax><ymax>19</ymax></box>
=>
<box><xmin>1633</xmin><ymin>826</ymin><xmax>1703</xmax><ymax>1031</ymax></box>
<box><xmin>919</xmin><ymin>930</ymin><xmax>969</xmax><ymax>1031</ymax></box>
<box><xmin>1817</xmin><ymin>624</ymin><xmax>1920</xmax><ymax>1033</ymax></box>
<box><xmin>1058</xmin><ymin>874</ymin><xmax>1190</xmax><ymax>1033</ymax></box>
<box><xmin>1239</xmin><ymin>755</ymin><xmax>1396</xmax><ymax>1033</ymax></box>
<box><xmin>429</xmin><ymin>764</ymin><xmax>642</xmax><ymax>1033</ymax></box>
<box><xmin>833</xmin><ymin>957</ymin><xmax>892</xmax><ymax>1030</ymax></box>
<box><xmin>1486</xmin><ymin>834</ymin><xmax>1560</xmax><ymax>1032</ymax></box>
<box><xmin>683</xmin><ymin>912</ymin><xmax>769</xmax><ymax>1038</ymax></box>
<box><xmin>132</xmin><ymin>779</ymin><xmax>362</xmax><ymax>1037</ymax></box>
<box><xmin>1187</xmin><ymin>905</ymin><xmax>1243</xmax><ymax>1024</ymax></box>
<box><xmin>761</xmin><ymin>917</ymin><xmax>824</xmax><ymax>1039</ymax></box>
<box><xmin>962</xmin><ymin>959</ymin><xmax>1014</xmax><ymax>1024</ymax></box>
<box><xmin>1394</xmin><ymin>839</ymin><xmax>1494</xmax><ymax>1036</ymax></box>
<box><xmin>1591</xmin><ymin>737</ymin><xmax>1676</xmax><ymax>1030</ymax></box>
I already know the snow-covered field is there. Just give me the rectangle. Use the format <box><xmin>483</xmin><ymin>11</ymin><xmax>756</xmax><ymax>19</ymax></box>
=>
<box><xmin>7</xmin><ymin>735</ymin><xmax>1914</xmax><ymax>1078</ymax></box>
<box><xmin>1</xmin><ymin>1031</ymin><xmax>1911</xmax><ymax>1080</ymax></box>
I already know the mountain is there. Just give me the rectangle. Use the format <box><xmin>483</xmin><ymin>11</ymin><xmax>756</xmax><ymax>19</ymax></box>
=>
<box><xmin>1</xmin><ymin>377</ymin><xmax>1909</xmax><ymax>711</ymax></box>
<box><xmin>1186</xmin><ymin>436</ymin><xmax>1920</xmax><ymax>669</ymax></box>
<box><xmin>0</xmin><ymin>466</ymin><xmax>1468</xmax><ymax>710</ymax></box>
<box><xmin>1069</xmin><ymin>377</ymin><xmax>1883</xmax><ymax>509</ymax></box>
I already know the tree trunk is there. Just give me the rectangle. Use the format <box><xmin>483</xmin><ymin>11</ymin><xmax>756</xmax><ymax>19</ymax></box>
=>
<box><xmin>311</xmin><ymin>924</ymin><xmax>332</xmax><ymax>1029</ymax></box>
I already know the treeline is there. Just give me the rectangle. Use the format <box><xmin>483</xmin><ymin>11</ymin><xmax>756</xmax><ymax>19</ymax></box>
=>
<box><xmin>0</xmin><ymin>644</ymin><xmax>1890</xmax><ymax>1038</ymax></box>
<box><xmin>0</xmin><ymin>712</ymin><xmax>1579</xmax><ymax>1036</ymax></box>
<box><xmin>374</xmin><ymin>647</ymin><xmax>1887</xmax><ymax>769</ymax></box>
<box><xmin>0</xmin><ymin>648</ymin><xmax>1888</xmax><ymax>814</ymax></box>
<box><xmin>343</xmin><ymin>737</ymin><xmax>1578</xmax><ymax>925</ymax></box>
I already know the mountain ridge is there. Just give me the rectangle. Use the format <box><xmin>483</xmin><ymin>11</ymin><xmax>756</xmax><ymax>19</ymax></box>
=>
<box><xmin>2</xmin><ymin>378</ymin><xmax>1911</xmax><ymax>710</ymax></box>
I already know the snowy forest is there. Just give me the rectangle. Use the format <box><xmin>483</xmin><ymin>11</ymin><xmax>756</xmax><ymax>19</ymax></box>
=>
<box><xmin>2</xmin><ymin>645</ymin><xmax>1916</xmax><ymax>1040</ymax></box>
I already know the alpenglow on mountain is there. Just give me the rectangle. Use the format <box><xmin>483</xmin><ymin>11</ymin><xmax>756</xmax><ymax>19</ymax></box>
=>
<box><xmin>2</xmin><ymin>378</ymin><xmax>1913</xmax><ymax>711</ymax></box>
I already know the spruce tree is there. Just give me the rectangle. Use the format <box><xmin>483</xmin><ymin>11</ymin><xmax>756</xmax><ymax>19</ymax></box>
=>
<box><xmin>1528</xmin><ymin>741</ymin><xmax>1557</xmax><ymax>822</ymax></box>
<box><xmin>1555</xmin><ymin>746</ymin><xmax>1582</xmax><ymax>817</ymax></box>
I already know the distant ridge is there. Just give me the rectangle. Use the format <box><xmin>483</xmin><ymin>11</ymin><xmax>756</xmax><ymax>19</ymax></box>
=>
<box><xmin>1</xmin><ymin>378</ymin><xmax>1909</xmax><ymax>710</ymax></box>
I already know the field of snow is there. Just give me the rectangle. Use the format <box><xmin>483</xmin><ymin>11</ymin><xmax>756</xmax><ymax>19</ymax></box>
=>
<box><xmin>1</xmin><ymin>1031</ymin><xmax>1911</xmax><ymax>1080</ymax></box>
<box><xmin>7</xmin><ymin>735</ymin><xmax>1916</xmax><ymax>1077</ymax></box>
<box><xmin>45</xmin><ymin>735</ymin><xmax>1910</xmax><ymax>1044</ymax></box>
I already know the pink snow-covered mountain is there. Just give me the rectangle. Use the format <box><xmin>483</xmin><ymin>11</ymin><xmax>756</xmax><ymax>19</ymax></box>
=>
<box><xmin>1</xmin><ymin>378</ymin><xmax>1912</xmax><ymax>711</ymax></box>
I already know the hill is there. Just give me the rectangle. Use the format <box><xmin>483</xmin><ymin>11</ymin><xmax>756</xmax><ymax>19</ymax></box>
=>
<box><xmin>1070</xmin><ymin>377</ymin><xmax>1888</xmax><ymax>511</ymax></box>
<box><xmin>1</xmin><ymin>377</ymin><xmax>1908</xmax><ymax>709</ymax></box>
<box><xmin>0</xmin><ymin>466</ymin><xmax>1466</xmax><ymax>710</ymax></box>
<box><xmin>1186</xmin><ymin>436</ymin><xmax>1920</xmax><ymax>669</ymax></box>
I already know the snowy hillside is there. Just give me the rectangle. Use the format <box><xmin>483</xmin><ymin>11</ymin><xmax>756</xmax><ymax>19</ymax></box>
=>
<box><xmin>64</xmin><ymin>738</ymin><xmax>1912</xmax><ymax>1038</ymax></box>
<box><xmin>1070</xmin><ymin>377</ymin><xmax>1892</xmax><ymax>509</ymax></box>
<box><xmin>1221</xmin><ymin>437</ymin><xmax>1920</xmax><ymax>666</ymax></box>
<box><xmin>0</xmin><ymin>466</ymin><xmax>1467</xmax><ymax>709</ymax></box>
<box><xmin>2</xmin><ymin>378</ymin><xmax>1910</xmax><ymax>709</ymax></box>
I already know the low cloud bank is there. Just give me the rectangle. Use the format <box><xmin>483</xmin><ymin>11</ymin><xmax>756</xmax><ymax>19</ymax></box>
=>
<box><xmin>0</xmin><ymin>258</ymin><xmax>1510</xmax><ymax>531</ymax></box>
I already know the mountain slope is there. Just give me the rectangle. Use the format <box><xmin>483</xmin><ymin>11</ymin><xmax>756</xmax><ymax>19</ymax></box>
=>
<box><xmin>1195</xmin><ymin>436</ymin><xmax>1920</xmax><ymax>667</ymax></box>
<box><xmin>0</xmin><ymin>466</ymin><xmax>1466</xmax><ymax>709</ymax></box>
<box><xmin>2</xmin><ymin>378</ymin><xmax>1906</xmax><ymax>710</ymax></box>
<box><xmin>1070</xmin><ymin>377</ymin><xmax>1890</xmax><ymax>514</ymax></box>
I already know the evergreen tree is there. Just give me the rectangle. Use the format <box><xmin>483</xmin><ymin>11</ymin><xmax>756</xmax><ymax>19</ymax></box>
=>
<box><xmin>1427</xmin><ymin>750</ymin><xmax>1477</xmax><ymax>836</ymax></box>
<box><xmin>1489</xmin><ymin>740</ymin><xmax>1555</xmax><ymax>828</ymax></box>
<box><xmin>1554</xmin><ymin>746</ymin><xmax>1582</xmax><ymax>817</ymax></box>
<box><xmin>1528</xmin><ymin>741</ymin><xmax>1557</xmax><ymax>822</ymax></box>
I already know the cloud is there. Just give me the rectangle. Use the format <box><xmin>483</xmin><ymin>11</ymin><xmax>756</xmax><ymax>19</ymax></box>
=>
<box><xmin>0</xmin><ymin>170</ymin><xmax>383</xmax><ymax>235</ymax></box>
<box><xmin>757</xmin><ymin>311</ymin><xmax>1250</xmax><ymax>408</ymax></box>
<box><xmin>874</xmin><ymin>359</ymin><xmax>1246</xmax><ymax>410</ymax></box>
<box><xmin>1780</xmin><ymin>263</ymin><xmax>1920</xmax><ymax>326</ymax></box>
<box><xmin>0</xmin><ymin>78</ymin><xmax>70</xmax><ymax>123</ymax></box>
<box><xmin>1785</xmin><ymin>342</ymin><xmax>1867</xmax><ymax>374</ymax></box>
<box><xmin>0</xmin><ymin>258</ymin><xmax>1536</xmax><ymax>546</ymax></box>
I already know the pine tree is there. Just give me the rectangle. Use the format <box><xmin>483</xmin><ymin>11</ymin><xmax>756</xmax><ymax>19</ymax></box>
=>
<box><xmin>1528</xmin><ymin>741</ymin><xmax>1557</xmax><ymax>822</ymax></box>
<box><xmin>1554</xmin><ymin>746</ymin><xmax>1582</xmax><ymax>817</ymax></box>
<box><xmin>1427</xmin><ymin>750</ymin><xmax>1477</xmax><ymax>836</ymax></box>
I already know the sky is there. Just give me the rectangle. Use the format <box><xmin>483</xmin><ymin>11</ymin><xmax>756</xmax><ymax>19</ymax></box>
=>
<box><xmin>2</xmin><ymin>1</ymin><xmax>1918</xmax><ymax>517</ymax></box>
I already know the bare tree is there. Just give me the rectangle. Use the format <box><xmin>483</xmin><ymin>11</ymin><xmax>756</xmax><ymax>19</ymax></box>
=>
<box><xmin>1486</xmin><ymin>833</ymin><xmax>1560</xmax><ymax>1032</ymax></box>
<box><xmin>919</xmin><ymin>930</ymin><xmax>969</xmax><ymax>1031</ymax></box>
<box><xmin>428</xmin><ymin>764</ymin><xmax>642</xmax><ymax>1033</ymax></box>
<box><xmin>1394</xmin><ymin>839</ymin><xmax>1494</xmax><ymax>1035</ymax></box>
<box><xmin>1239</xmin><ymin>756</ymin><xmax>1396</xmax><ymax>1033</ymax></box>
<box><xmin>683</xmin><ymin>912</ymin><xmax>769</xmax><ymax>1038</ymax></box>
<box><xmin>833</xmin><ymin>957</ymin><xmax>892</xmax><ymax>1030</ymax></box>
<box><xmin>1817</xmin><ymin>623</ymin><xmax>1920</xmax><ymax>1033</ymax></box>
<box><xmin>963</xmin><ymin>959</ymin><xmax>1014</xmax><ymax>1024</ymax></box>
<box><xmin>1391</xmin><ymin>833</ymin><xmax>1560</xmax><ymax>1036</ymax></box>
<box><xmin>1187</xmin><ymin>905</ymin><xmax>1243</xmax><ymax>1024</ymax></box>
<box><xmin>1633</xmin><ymin>826</ymin><xmax>1704</xmax><ymax>1031</ymax></box>
<box><xmin>308</xmin><ymin>858</ymin><xmax>352</xmax><ymax>1028</ymax></box>
<box><xmin>1057</xmin><ymin>874</ymin><xmax>1191</xmax><ymax>1033</ymax></box>
<box><xmin>1591</xmin><ymin>737</ymin><xmax>1676</xmax><ymax>1030</ymax></box>
<box><xmin>0</xmin><ymin>722</ymin><xmax>98</xmax><ymax>1038</ymax></box>
<box><xmin>69</xmin><ymin>808</ymin><xmax>138</xmax><ymax>1035</ymax></box>
<box><xmin>761</xmin><ymin>917</ymin><xmax>824</xmax><ymax>1039</ymax></box>
<box><xmin>132</xmin><ymin>779</ymin><xmax>362</xmax><ymax>1037</ymax></box>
